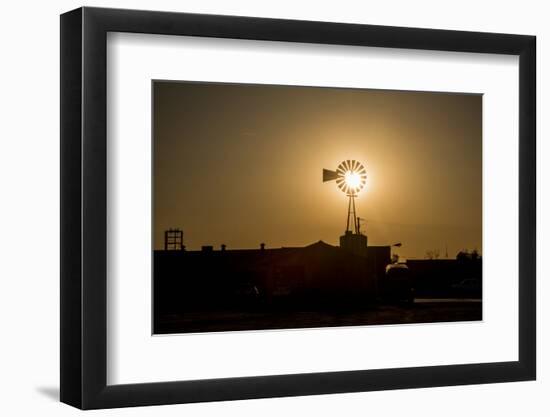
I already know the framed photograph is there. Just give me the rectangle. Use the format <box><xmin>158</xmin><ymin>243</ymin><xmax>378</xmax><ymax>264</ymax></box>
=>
<box><xmin>60</xmin><ymin>7</ymin><xmax>536</xmax><ymax>409</ymax></box>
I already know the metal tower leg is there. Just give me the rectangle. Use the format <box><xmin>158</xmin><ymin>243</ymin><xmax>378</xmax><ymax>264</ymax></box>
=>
<box><xmin>346</xmin><ymin>195</ymin><xmax>352</xmax><ymax>232</ymax></box>
<box><xmin>351</xmin><ymin>195</ymin><xmax>357</xmax><ymax>233</ymax></box>
<box><xmin>346</xmin><ymin>194</ymin><xmax>358</xmax><ymax>233</ymax></box>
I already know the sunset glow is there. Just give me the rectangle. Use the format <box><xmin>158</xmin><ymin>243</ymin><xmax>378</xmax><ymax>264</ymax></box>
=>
<box><xmin>154</xmin><ymin>81</ymin><xmax>482</xmax><ymax>258</ymax></box>
<box><xmin>344</xmin><ymin>171</ymin><xmax>362</xmax><ymax>193</ymax></box>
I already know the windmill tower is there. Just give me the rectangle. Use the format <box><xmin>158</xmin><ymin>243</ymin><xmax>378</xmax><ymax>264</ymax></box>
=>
<box><xmin>323</xmin><ymin>160</ymin><xmax>368</xmax><ymax>257</ymax></box>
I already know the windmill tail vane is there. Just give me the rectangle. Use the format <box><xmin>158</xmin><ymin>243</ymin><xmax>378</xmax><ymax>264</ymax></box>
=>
<box><xmin>322</xmin><ymin>168</ymin><xmax>339</xmax><ymax>182</ymax></box>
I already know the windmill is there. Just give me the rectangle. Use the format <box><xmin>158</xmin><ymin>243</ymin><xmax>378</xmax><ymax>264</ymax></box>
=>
<box><xmin>323</xmin><ymin>160</ymin><xmax>367</xmax><ymax>234</ymax></box>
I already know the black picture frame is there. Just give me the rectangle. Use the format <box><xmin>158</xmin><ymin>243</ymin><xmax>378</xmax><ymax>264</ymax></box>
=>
<box><xmin>60</xmin><ymin>6</ymin><xmax>536</xmax><ymax>410</ymax></box>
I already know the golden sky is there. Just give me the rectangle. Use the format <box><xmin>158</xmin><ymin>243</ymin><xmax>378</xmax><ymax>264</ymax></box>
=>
<box><xmin>153</xmin><ymin>81</ymin><xmax>482</xmax><ymax>259</ymax></box>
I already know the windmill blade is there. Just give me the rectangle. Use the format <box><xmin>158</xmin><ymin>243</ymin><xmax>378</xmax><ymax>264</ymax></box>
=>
<box><xmin>329</xmin><ymin>159</ymin><xmax>368</xmax><ymax>196</ymax></box>
<box><xmin>322</xmin><ymin>169</ymin><xmax>339</xmax><ymax>182</ymax></box>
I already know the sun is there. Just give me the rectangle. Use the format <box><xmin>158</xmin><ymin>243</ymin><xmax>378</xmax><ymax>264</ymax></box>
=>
<box><xmin>323</xmin><ymin>160</ymin><xmax>367</xmax><ymax>195</ymax></box>
<box><xmin>344</xmin><ymin>170</ymin><xmax>362</xmax><ymax>191</ymax></box>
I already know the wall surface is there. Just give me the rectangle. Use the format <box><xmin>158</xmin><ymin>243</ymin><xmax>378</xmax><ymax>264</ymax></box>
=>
<box><xmin>0</xmin><ymin>0</ymin><xmax>546</xmax><ymax>415</ymax></box>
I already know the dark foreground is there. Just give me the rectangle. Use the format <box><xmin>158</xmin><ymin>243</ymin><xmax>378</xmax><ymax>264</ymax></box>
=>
<box><xmin>154</xmin><ymin>299</ymin><xmax>482</xmax><ymax>334</ymax></box>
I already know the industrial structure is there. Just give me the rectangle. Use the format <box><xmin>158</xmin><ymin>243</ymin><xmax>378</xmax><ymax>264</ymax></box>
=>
<box><xmin>323</xmin><ymin>160</ymin><xmax>369</xmax><ymax>257</ymax></box>
<box><xmin>164</xmin><ymin>228</ymin><xmax>184</xmax><ymax>251</ymax></box>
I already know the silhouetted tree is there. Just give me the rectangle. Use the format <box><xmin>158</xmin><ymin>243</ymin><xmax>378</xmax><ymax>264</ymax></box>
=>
<box><xmin>456</xmin><ymin>250</ymin><xmax>469</xmax><ymax>261</ymax></box>
<box><xmin>456</xmin><ymin>249</ymin><xmax>482</xmax><ymax>262</ymax></box>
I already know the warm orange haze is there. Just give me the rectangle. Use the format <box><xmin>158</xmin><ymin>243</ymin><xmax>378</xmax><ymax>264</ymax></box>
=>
<box><xmin>153</xmin><ymin>80</ymin><xmax>482</xmax><ymax>334</ymax></box>
<box><xmin>153</xmin><ymin>81</ymin><xmax>482</xmax><ymax>259</ymax></box>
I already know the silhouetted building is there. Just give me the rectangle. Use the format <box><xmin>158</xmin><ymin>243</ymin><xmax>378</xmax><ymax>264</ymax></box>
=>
<box><xmin>154</xmin><ymin>239</ymin><xmax>393</xmax><ymax>317</ymax></box>
<box><xmin>339</xmin><ymin>228</ymin><xmax>389</xmax><ymax>282</ymax></box>
<box><xmin>340</xmin><ymin>230</ymin><xmax>368</xmax><ymax>257</ymax></box>
<box><xmin>406</xmin><ymin>258</ymin><xmax>482</xmax><ymax>297</ymax></box>
<box><xmin>155</xmin><ymin>221</ymin><xmax>481</xmax><ymax>328</ymax></box>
